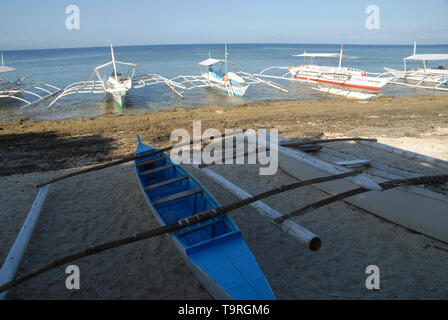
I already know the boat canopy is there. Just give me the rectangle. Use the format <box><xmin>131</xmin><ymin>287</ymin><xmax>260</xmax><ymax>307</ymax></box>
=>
<box><xmin>0</xmin><ymin>66</ymin><xmax>16</xmax><ymax>73</ymax></box>
<box><xmin>404</xmin><ymin>54</ymin><xmax>448</xmax><ymax>61</ymax></box>
<box><xmin>293</xmin><ymin>53</ymin><xmax>353</xmax><ymax>58</ymax></box>
<box><xmin>198</xmin><ymin>58</ymin><xmax>225</xmax><ymax>66</ymax></box>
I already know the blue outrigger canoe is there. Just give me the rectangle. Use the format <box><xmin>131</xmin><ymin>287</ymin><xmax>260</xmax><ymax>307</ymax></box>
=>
<box><xmin>135</xmin><ymin>137</ymin><xmax>275</xmax><ymax>300</ymax></box>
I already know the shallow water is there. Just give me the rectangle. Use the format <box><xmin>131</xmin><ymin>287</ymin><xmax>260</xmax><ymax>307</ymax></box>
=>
<box><xmin>1</xmin><ymin>43</ymin><xmax>447</xmax><ymax>121</ymax></box>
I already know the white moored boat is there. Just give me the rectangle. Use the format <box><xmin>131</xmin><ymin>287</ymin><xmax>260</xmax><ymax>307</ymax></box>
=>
<box><xmin>256</xmin><ymin>130</ymin><xmax>448</xmax><ymax>244</ymax></box>
<box><xmin>48</xmin><ymin>45</ymin><xmax>183</xmax><ymax>110</ymax></box>
<box><xmin>256</xmin><ymin>45</ymin><xmax>391</xmax><ymax>95</ymax></box>
<box><xmin>385</xmin><ymin>42</ymin><xmax>448</xmax><ymax>91</ymax></box>
<box><xmin>168</xmin><ymin>45</ymin><xmax>288</xmax><ymax>98</ymax></box>
<box><xmin>0</xmin><ymin>53</ymin><xmax>60</xmax><ymax>108</ymax></box>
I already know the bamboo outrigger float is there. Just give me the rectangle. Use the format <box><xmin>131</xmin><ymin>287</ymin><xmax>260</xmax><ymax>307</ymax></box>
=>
<box><xmin>0</xmin><ymin>186</ymin><xmax>50</xmax><ymax>300</ymax></box>
<box><xmin>192</xmin><ymin>157</ymin><xmax>321</xmax><ymax>251</ymax></box>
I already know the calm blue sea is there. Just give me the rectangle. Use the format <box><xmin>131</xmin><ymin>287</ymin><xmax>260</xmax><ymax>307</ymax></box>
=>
<box><xmin>1</xmin><ymin>43</ymin><xmax>448</xmax><ymax>121</ymax></box>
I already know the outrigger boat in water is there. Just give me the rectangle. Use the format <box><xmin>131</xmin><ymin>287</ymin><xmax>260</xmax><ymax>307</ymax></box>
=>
<box><xmin>134</xmin><ymin>136</ymin><xmax>276</xmax><ymax>300</ymax></box>
<box><xmin>385</xmin><ymin>42</ymin><xmax>448</xmax><ymax>91</ymax></box>
<box><xmin>256</xmin><ymin>45</ymin><xmax>391</xmax><ymax>99</ymax></box>
<box><xmin>0</xmin><ymin>53</ymin><xmax>60</xmax><ymax>108</ymax></box>
<box><xmin>256</xmin><ymin>130</ymin><xmax>448</xmax><ymax>244</ymax></box>
<box><xmin>168</xmin><ymin>45</ymin><xmax>288</xmax><ymax>98</ymax></box>
<box><xmin>48</xmin><ymin>45</ymin><xmax>182</xmax><ymax>110</ymax></box>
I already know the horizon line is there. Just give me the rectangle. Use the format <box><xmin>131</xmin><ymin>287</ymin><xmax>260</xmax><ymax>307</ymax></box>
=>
<box><xmin>2</xmin><ymin>41</ymin><xmax>448</xmax><ymax>52</ymax></box>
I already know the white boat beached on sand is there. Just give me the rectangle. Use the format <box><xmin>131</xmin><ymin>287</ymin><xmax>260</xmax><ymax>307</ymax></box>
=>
<box><xmin>256</xmin><ymin>130</ymin><xmax>448</xmax><ymax>244</ymax></box>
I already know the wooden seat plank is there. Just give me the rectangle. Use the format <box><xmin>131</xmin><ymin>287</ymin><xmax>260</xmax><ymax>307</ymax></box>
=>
<box><xmin>139</xmin><ymin>164</ymin><xmax>175</xmax><ymax>177</ymax></box>
<box><xmin>137</xmin><ymin>156</ymin><xmax>166</xmax><ymax>167</ymax></box>
<box><xmin>152</xmin><ymin>188</ymin><xmax>202</xmax><ymax>206</ymax></box>
<box><xmin>144</xmin><ymin>176</ymin><xmax>189</xmax><ymax>191</ymax></box>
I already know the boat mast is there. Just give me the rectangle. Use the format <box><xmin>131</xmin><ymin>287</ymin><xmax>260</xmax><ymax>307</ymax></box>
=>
<box><xmin>338</xmin><ymin>44</ymin><xmax>343</xmax><ymax>68</ymax></box>
<box><xmin>224</xmin><ymin>44</ymin><xmax>228</xmax><ymax>75</ymax></box>
<box><xmin>110</xmin><ymin>44</ymin><xmax>118</xmax><ymax>81</ymax></box>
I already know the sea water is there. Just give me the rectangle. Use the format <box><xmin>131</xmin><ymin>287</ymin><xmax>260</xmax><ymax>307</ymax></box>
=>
<box><xmin>1</xmin><ymin>43</ymin><xmax>447</xmax><ymax>121</ymax></box>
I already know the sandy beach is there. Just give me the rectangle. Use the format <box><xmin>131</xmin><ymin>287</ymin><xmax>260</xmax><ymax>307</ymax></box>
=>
<box><xmin>1</xmin><ymin>96</ymin><xmax>448</xmax><ymax>299</ymax></box>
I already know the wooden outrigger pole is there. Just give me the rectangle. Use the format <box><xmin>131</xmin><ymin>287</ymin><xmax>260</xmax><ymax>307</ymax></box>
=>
<box><xmin>280</xmin><ymin>137</ymin><xmax>378</xmax><ymax>148</ymax></box>
<box><xmin>36</xmin><ymin>133</ymin><xmax>376</xmax><ymax>188</ymax></box>
<box><xmin>192</xmin><ymin>165</ymin><xmax>321</xmax><ymax>251</ymax></box>
<box><xmin>36</xmin><ymin>131</ymin><xmax>240</xmax><ymax>188</ymax></box>
<box><xmin>2</xmin><ymin>173</ymin><xmax>447</xmax><ymax>295</ymax></box>
<box><xmin>275</xmin><ymin>174</ymin><xmax>448</xmax><ymax>223</ymax></box>
<box><xmin>0</xmin><ymin>170</ymin><xmax>363</xmax><ymax>295</ymax></box>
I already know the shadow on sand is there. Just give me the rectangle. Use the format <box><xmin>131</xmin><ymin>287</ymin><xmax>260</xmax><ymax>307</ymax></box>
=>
<box><xmin>0</xmin><ymin>131</ymin><xmax>116</xmax><ymax>176</ymax></box>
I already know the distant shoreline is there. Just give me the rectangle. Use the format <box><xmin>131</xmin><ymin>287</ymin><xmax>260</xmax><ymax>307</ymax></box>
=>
<box><xmin>3</xmin><ymin>42</ymin><xmax>448</xmax><ymax>52</ymax></box>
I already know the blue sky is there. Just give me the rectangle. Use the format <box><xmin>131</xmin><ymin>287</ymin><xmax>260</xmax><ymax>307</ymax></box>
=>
<box><xmin>1</xmin><ymin>0</ymin><xmax>447</xmax><ymax>49</ymax></box>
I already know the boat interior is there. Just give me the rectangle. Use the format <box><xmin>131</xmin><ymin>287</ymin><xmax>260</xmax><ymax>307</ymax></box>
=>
<box><xmin>135</xmin><ymin>140</ymin><xmax>239</xmax><ymax>250</ymax></box>
<box><xmin>285</xmin><ymin>140</ymin><xmax>448</xmax><ymax>194</ymax></box>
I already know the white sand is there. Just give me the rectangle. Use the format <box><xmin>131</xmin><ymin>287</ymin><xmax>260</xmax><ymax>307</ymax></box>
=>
<box><xmin>1</xmin><ymin>138</ymin><xmax>448</xmax><ymax>299</ymax></box>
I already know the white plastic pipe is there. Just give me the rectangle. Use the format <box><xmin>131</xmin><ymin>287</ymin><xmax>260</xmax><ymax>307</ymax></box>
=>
<box><xmin>0</xmin><ymin>185</ymin><xmax>50</xmax><ymax>300</ymax></box>
<box><xmin>193</xmin><ymin>166</ymin><xmax>321</xmax><ymax>251</ymax></box>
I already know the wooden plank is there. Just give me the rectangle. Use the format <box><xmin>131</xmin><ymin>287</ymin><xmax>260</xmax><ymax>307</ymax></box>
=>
<box><xmin>152</xmin><ymin>188</ymin><xmax>202</xmax><ymax>206</ymax></box>
<box><xmin>257</xmin><ymin>130</ymin><xmax>382</xmax><ymax>191</ymax></box>
<box><xmin>144</xmin><ymin>176</ymin><xmax>189</xmax><ymax>191</ymax></box>
<box><xmin>136</xmin><ymin>156</ymin><xmax>166</xmax><ymax>167</ymax></box>
<box><xmin>358</xmin><ymin>140</ymin><xmax>448</xmax><ymax>170</ymax></box>
<box><xmin>297</xmin><ymin>145</ymin><xmax>322</xmax><ymax>153</ymax></box>
<box><xmin>0</xmin><ymin>185</ymin><xmax>50</xmax><ymax>300</ymax></box>
<box><xmin>139</xmin><ymin>164</ymin><xmax>175</xmax><ymax>177</ymax></box>
<box><xmin>335</xmin><ymin>159</ymin><xmax>371</xmax><ymax>168</ymax></box>
<box><xmin>177</xmin><ymin>219</ymin><xmax>218</xmax><ymax>237</ymax></box>
<box><xmin>280</xmin><ymin>137</ymin><xmax>377</xmax><ymax>148</ymax></box>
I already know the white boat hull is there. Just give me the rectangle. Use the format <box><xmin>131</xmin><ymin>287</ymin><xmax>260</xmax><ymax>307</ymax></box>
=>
<box><xmin>202</xmin><ymin>72</ymin><xmax>249</xmax><ymax>97</ymax></box>
<box><xmin>311</xmin><ymin>87</ymin><xmax>377</xmax><ymax>100</ymax></box>
<box><xmin>288</xmin><ymin>65</ymin><xmax>390</xmax><ymax>91</ymax></box>
<box><xmin>107</xmin><ymin>90</ymin><xmax>127</xmax><ymax>108</ymax></box>
<box><xmin>267</xmin><ymin>133</ymin><xmax>448</xmax><ymax>243</ymax></box>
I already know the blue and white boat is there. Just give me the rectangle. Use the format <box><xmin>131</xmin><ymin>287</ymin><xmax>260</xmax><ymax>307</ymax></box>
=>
<box><xmin>168</xmin><ymin>45</ymin><xmax>287</xmax><ymax>98</ymax></box>
<box><xmin>134</xmin><ymin>136</ymin><xmax>276</xmax><ymax>300</ymax></box>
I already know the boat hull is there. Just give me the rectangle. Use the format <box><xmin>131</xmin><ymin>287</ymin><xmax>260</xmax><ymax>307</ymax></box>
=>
<box><xmin>288</xmin><ymin>66</ymin><xmax>390</xmax><ymax>91</ymax></box>
<box><xmin>272</xmin><ymin>135</ymin><xmax>448</xmax><ymax>243</ymax></box>
<box><xmin>134</xmin><ymin>139</ymin><xmax>275</xmax><ymax>300</ymax></box>
<box><xmin>202</xmin><ymin>72</ymin><xmax>249</xmax><ymax>97</ymax></box>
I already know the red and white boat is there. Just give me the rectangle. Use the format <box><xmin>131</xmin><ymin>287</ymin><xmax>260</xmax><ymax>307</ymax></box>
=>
<box><xmin>257</xmin><ymin>45</ymin><xmax>391</xmax><ymax>95</ymax></box>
